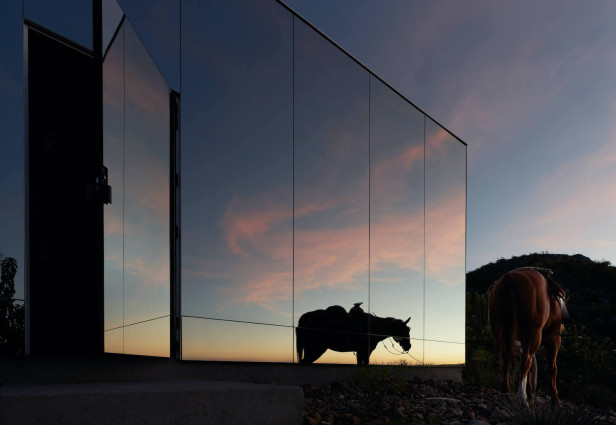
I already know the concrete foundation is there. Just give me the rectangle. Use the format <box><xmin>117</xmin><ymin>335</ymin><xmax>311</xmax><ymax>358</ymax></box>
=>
<box><xmin>0</xmin><ymin>381</ymin><xmax>303</xmax><ymax>425</ymax></box>
<box><xmin>0</xmin><ymin>355</ymin><xmax>462</xmax><ymax>425</ymax></box>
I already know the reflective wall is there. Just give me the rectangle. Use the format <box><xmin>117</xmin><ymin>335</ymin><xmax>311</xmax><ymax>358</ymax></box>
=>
<box><xmin>7</xmin><ymin>0</ymin><xmax>465</xmax><ymax>363</ymax></box>
<box><xmin>103</xmin><ymin>5</ymin><xmax>172</xmax><ymax>357</ymax></box>
<box><xmin>181</xmin><ymin>0</ymin><xmax>467</xmax><ymax>365</ymax></box>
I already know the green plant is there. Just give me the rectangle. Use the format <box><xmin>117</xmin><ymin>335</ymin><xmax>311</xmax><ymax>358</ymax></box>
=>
<box><xmin>463</xmin><ymin>348</ymin><xmax>500</xmax><ymax>388</ymax></box>
<box><xmin>583</xmin><ymin>384</ymin><xmax>616</xmax><ymax>409</ymax></box>
<box><xmin>351</xmin><ymin>366</ymin><xmax>405</xmax><ymax>415</ymax></box>
<box><xmin>497</xmin><ymin>399</ymin><xmax>606</xmax><ymax>425</ymax></box>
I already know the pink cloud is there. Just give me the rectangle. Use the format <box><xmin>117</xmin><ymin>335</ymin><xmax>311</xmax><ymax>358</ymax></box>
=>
<box><xmin>372</xmin><ymin>144</ymin><xmax>423</xmax><ymax>199</ymax></box>
<box><xmin>222</xmin><ymin>196</ymin><xmax>291</xmax><ymax>255</ymax></box>
<box><xmin>425</xmin><ymin>188</ymin><xmax>466</xmax><ymax>287</ymax></box>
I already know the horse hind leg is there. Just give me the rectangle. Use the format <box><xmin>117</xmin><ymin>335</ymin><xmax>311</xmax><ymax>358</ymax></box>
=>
<box><xmin>545</xmin><ymin>334</ymin><xmax>562</xmax><ymax>407</ymax></box>
<box><xmin>301</xmin><ymin>346</ymin><xmax>327</xmax><ymax>364</ymax></box>
<box><xmin>494</xmin><ymin>331</ymin><xmax>511</xmax><ymax>393</ymax></box>
<box><xmin>518</xmin><ymin>333</ymin><xmax>542</xmax><ymax>404</ymax></box>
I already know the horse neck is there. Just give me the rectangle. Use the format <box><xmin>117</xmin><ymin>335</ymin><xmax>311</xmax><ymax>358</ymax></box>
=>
<box><xmin>369</xmin><ymin>316</ymin><xmax>395</xmax><ymax>339</ymax></box>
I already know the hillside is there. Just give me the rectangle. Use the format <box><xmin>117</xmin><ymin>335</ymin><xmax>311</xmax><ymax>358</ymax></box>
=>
<box><xmin>467</xmin><ymin>253</ymin><xmax>616</xmax><ymax>341</ymax></box>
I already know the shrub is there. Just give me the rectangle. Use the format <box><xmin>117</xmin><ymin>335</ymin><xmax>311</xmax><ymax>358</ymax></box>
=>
<box><xmin>497</xmin><ymin>399</ymin><xmax>606</xmax><ymax>425</ymax></box>
<box><xmin>351</xmin><ymin>366</ymin><xmax>405</xmax><ymax>415</ymax></box>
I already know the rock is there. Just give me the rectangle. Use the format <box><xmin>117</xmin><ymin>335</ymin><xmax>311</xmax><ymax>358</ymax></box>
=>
<box><xmin>303</xmin><ymin>416</ymin><xmax>317</xmax><ymax>425</ymax></box>
<box><xmin>302</xmin><ymin>373</ymin><xmax>616</xmax><ymax>425</ymax></box>
<box><xmin>310</xmin><ymin>412</ymin><xmax>322</xmax><ymax>422</ymax></box>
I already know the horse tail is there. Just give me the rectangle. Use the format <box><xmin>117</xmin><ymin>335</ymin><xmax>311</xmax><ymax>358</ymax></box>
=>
<box><xmin>494</xmin><ymin>274</ymin><xmax>519</xmax><ymax>366</ymax></box>
<box><xmin>296</xmin><ymin>324</ymin><xmax>303</xmax><ymax>362</ymax></box>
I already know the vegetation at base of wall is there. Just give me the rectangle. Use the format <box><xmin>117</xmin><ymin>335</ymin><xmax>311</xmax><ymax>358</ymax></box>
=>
<box><xmin>496</xmin><ymin>398</ymin><xmax>606</xmax><ymax>425</ymax></box>
<box><xmin>0</xmin><ymin>254</ymin><xmax>24</xmax><ymax>356</ymax></box>
<box><xmin>351</xmin><ymin>365</ymin><xmax>405</xmax><ymax>415</ymax></box>
<box><xmin>465</xmin><ymin>253</ymin><xmax>616</xmax><ymax>409</ymax></box>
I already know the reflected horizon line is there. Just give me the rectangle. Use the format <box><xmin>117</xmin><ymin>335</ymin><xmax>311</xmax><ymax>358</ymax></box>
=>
<box><xmin>104</xmin><ymin>314</ymin><xmax>170</xmax><ymax>332</ymax></box>
<box><xmin>182</xmin><ymin>314</ymin><xmax>463</xmax><ymax>344</ymax></box>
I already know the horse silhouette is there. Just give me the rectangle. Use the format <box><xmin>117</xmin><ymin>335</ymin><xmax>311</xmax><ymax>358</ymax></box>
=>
<box><xmin>488</xmin><ymin>267</ymin><xmax>570</xmax><ymax>406</ymax></box>
<box><xmin>296</xmin><ymin>304</ymin><xmax>411</xmax><ymax>365</ymax></box>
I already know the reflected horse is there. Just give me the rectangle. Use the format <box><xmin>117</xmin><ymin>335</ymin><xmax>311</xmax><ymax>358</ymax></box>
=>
<box><xmin>488</xmin><ymin>268</ymin><xmax>569</xmax><ymax>406</ymax></box>
<box><xmin>296</xmin><ymin>305</ymin><xmax>411</xmax><ymax>365</ymax></box>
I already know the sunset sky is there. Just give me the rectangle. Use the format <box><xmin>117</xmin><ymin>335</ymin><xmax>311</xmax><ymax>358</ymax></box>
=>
<box><xmin>283</xmin><ymin>1</ymin><xmax>616</xmax><ymax>272</ymax></box>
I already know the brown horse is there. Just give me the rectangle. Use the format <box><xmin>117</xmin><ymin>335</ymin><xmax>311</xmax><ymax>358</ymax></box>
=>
<box><xmin>488</xmin><ymin>267</ymin><xmax>569</xmax><ymax>406</ymax></box>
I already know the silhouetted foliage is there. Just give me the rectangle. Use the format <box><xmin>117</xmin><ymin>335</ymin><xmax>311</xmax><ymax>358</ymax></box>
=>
<box><xmin>465</xmin><ymin>253</ymin><xmax>616</xmax><ymax>408</ymax></box>
<box><xmin>1</xmin><ymin>254</ymin><xmax>24</xmax><ymax>356</ymax></box>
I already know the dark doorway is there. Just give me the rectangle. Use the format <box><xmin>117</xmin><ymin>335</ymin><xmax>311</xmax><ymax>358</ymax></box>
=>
<box><xmin>27</xmin><ymin>24</ymin><xmax>103</xmax><ymax>355</ymax></box>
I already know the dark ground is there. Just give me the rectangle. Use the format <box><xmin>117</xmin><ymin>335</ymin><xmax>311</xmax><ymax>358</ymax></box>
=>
<box><xmin>302</xmin><ymin>377</ymin><xmax>616</xmax><ymax>425</ymax></box>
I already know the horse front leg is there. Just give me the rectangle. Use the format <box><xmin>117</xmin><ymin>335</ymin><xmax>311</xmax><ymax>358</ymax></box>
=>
<box><xmin>545</xmin><ymin>334</ymin><xmax>562</xmax><ymax>407</ymax></box>
<box><xmin>356</xmin><ymin>348</ymin><xmax>369</xmax><ymax>366</ymax></box>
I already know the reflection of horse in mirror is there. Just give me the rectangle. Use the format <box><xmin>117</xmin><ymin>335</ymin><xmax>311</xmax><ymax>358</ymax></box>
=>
<box><xmin>296</xmin><ymin>304</ymin><xmax>411</xmax><ymax>365</ymax></box>
<box><xmin>488</xmin><ymin>268</ymin><xmax>570</xmax><ymax>406</ymax></box>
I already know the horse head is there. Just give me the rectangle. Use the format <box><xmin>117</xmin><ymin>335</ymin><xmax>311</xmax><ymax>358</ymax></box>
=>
<box><xmin>392</xmin><ymin>317</ymin><xmax>412</xmax><ymax>352</ymax></box>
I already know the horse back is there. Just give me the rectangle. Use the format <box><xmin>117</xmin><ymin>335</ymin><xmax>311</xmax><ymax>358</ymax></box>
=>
<box><xmin>493</xmin><ymin>269</ymin><xmax>552</xmax><ymax>327</ymax></box>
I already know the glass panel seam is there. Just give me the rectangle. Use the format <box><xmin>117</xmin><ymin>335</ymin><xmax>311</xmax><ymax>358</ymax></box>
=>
<box><xmin>423</xmin><ymin>114</ymin><xmax>426</xmax><ymax>365</ymax></box>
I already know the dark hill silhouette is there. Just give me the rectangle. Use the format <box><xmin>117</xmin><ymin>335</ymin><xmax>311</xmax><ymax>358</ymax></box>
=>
<box><xmin>467</xmin><ymin>253</ymin><xmax>616</xmax><ymax>341</ymax></box>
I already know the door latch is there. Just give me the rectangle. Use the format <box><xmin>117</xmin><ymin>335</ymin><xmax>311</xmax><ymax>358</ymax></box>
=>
<box><xmin>89</xmin><ymin>165</ymin><xmax>112</xmax><ymax>204</ymax></box>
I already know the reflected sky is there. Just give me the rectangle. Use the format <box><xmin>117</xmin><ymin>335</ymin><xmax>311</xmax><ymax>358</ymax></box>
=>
<box><xmin>293</xmin><ymin>17</ymin><xmax>369</xmax><ymax>326</ymax></box>
<box><xmin>182</xmin><ymin>0</ymin><xmax>293</xmax><ymax>327</ymax></box>
<box><xmin>103</xmin><ymin>15</ymin><xmax>170</xmax><ymax>356</ymax></box>
<box><xmin>369</xmin><ymin>77</ymin><xmax>425</xmax><ymax>364</ymax></box>
<box><xmin>425</xmin><ymin>119</ymin><xmax>466</xmax><ymax>347</ymax></box>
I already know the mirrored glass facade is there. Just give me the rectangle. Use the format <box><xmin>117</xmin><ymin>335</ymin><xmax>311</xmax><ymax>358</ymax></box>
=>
<box><xmin>5</xmin><ymin>0</ymin><xmax>465</xmax><ymax>364</ymax></box>
<box><xmin>181</xmin><ymin>1</ymin><xmax>466</xmax><ymax>365</ymax></box>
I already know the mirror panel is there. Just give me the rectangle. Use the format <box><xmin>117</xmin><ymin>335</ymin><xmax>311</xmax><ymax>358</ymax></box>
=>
<box><xmin>103</xmin><ymin>18</ymin><xmax>171</xmax><ymax>357</ymax></box>
<box><xmin>182</xmin><ymin>317</ymin><xmax>293</xmax><ymax>362</ymax></box>
<box><xmin>103</xmin><ymin>0</ymin><xmax>124</xmax><ymax>54</ymax></box>
<box><xmin>424</xmin><ymin>118</ymin><xmax>466</xmax><ymax>364</ymax></box>
<box><xmin>124</xmin><ymin>317</ymin><xmax>170</xmax><ymax>357</ymax></box>
<box><xmin>424</xmin><ymin>340</ymin><xmax>465</xmax><ymax>366</ymax></box>
<box><xmin>181</xmin><ymin>0</ymin><xmax>293</xmax><ymax>360</ymax></box>
<box><xmin>293</xmin><ymin>17</ymin><xmax>370</xmax><ymax>364</ymax></box>
<box><xmin>103</xmin><ymin>22</ymin><xmax>125</xmax><ymax>339</ymax></box>
<box><xmin>116</xmin><ymin>0</ymin><xmax>180</xmax><ymax>91</ymax></box>
<box><xmin>369</xmin><ymin>77</ymin><xmax>424</xmax><ymax>365</ymax></box>
<box><xmin>122</xmin><ymin>20</ymin><xmax>170</xmax><ymax>328</ymax></box>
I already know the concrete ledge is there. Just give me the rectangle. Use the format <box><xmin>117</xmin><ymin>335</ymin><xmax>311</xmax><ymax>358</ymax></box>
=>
<box><xmin>1</xmin><ymin>355</ymin><xmax>463</xmax><ymax>386</ymax></box>
<box><xmin>0</xmin><ymin>380</ymin><xmax>304</xmax><ymax>425</ymax></box>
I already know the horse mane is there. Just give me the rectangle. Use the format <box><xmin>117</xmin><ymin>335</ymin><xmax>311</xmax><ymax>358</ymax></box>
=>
<box><xmin>369</xmin><ymin>313</ymin><xmax>400</xmax><ymax>323</ymax></box>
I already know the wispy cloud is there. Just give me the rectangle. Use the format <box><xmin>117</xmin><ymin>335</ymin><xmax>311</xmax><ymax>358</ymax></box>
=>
<box><xmin>519</xmin><ymin>125</ymin><xmax>616</xmax><ymax>257</ymax></box>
